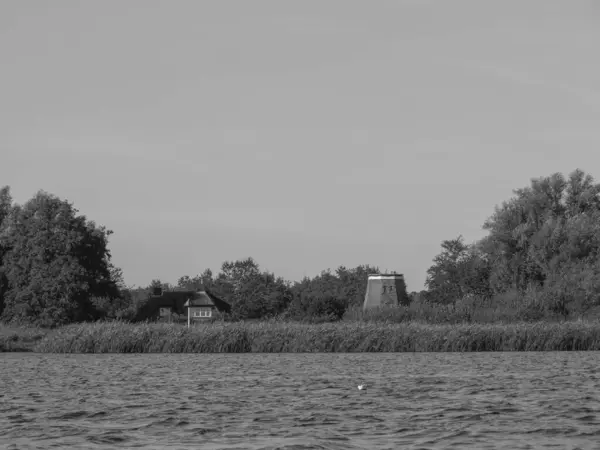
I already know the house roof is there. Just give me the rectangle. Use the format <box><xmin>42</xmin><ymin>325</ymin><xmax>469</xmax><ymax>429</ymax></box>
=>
<box><xmin>147</xmin><ymin>291</ymin><xmax>192</xmax><ymax>309</ymax></box>
<box><xmin>183</xmin><ymin>289</ymin><xmax>232</xmax><ymax>313</ymax></box>
<box><xmin>183</xmin><ymin>291</ymin><xmax>214</xmax><ymax>307</ymax></box>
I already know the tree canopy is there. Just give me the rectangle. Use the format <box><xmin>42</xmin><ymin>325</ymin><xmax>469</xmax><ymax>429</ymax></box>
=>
<box><xmin>0</xmin><ymin>189</ymin><xmax>119</xmax><ymax>326</ymax></box>
<box><xmin>424</xmin><ymin>169</ymin><xmax>600</xmax><ymax>316</ymax></box>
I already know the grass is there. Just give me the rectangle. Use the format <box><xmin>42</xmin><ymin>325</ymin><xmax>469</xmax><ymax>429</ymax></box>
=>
<box><xmin>343</xmin><ymin>291</ymin><xmax>600</xmax><ymax>324</ymax></box>
<box><xmin>20</xmin><ymin>319</ymin><xmax>600</xmax><ymax>353</ymax></box>
<box><xmin>0</xmin><ymin>324</ymin><xmax>48</xmax><ymax>352</ymax></box>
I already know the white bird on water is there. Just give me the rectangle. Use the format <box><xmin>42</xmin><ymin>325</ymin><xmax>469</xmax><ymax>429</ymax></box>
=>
<box><xmin>358</xmin><ymin>383</ymin><xmax>366</xmax><ymax>391</ymax></box>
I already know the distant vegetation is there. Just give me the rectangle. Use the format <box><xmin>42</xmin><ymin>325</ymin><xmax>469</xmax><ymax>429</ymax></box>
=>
<box><xmin>2</xmin><ymin>168</ymin><xmax>600</xmax><ymax>338</ymax></box>
<box><xmin>0</xmin><ymin>324</ymin><xmax>46</xmax><ymax>352</ymax></box>
<box><xmin>17</xmin><ymin>320</ymin><xmax>600</xmax><ymax>353</ymax></box>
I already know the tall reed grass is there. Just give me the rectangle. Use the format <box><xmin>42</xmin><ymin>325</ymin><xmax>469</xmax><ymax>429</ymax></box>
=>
<box><xmin>0</xmin><ymin>324</ymin><xmax>47</xmax><ymax>352</ymax></box>
<box><xmin>343</xmin><ymin>291</ymin><xmax>600</xmax><ymax>324</ymax></box>
<box><xmin>32</xmin><ymin>319</ymin><xmax>600</xmax><ymax>353</ymax></box>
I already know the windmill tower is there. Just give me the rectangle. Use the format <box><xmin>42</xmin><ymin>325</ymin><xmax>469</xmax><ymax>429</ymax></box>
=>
<box><xmin>362</xmin><ymin>272</ymin><xmax>406</xmax><ymax>311</ymax></box>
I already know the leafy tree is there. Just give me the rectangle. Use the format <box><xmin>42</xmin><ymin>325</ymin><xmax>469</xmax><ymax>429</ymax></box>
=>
<box><xmin>177</xmin><ymin>269</ymin><xmax>214</xmax><ymax>291</ymax></box>
<box><xmin>425</xmin><ymin>236</ymin><xmax>491</xmax><ymax>304</ymax></box>
<box><xmin>422</xmin><ymin>169</ymin><xmax>600</xmax><ymax>318</ymax></box>
<box><xmin>0</xmin><ymin>190</ymin><xmax>120</xmax><ymax>326</ymax></box>
<box><xmin>220</xmin><ymin>258</ymin><xmax>261</xmax><ymax>293</ymax></box>
<box><xmin>335</xmin><ymin>265</ymin><xmax>383</xmax><ymax>308</ymax></box>
<box><xmin>481</xmin><ymin>169</ymin><xmax>600</xmax><ymax>297</ymax></box>
<box><xmin>0</xmin><ymin>186</ymin><xmax>12</xmax><ymax>317</ymax></box>
<box><xmin>0</xmin><ymin>186</ymin><xmax>10</xmax><ymax>227</ymax></box>
<box><xmin>116</xmin><ymin>287</ymin><xmax>153</xmax><ymax>320</ymax></box>
<box><xmin>109</xmin><ymin>263</ymin><xmax>126</xmax><ymax>292</ymax></box>
<box><xmin>148</xmin><ymin>279</ymin><xmax>174</xmax><ymax>291</ymax></box>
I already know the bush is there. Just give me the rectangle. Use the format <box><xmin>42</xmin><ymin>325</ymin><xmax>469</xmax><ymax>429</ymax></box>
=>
<box><xmin>0</xmin><ymin>324</ymin><xmax>47</xmax><ymax>352</ymax></box>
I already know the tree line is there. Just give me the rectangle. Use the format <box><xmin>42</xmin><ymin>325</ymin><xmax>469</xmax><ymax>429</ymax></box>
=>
<box><xmin>1</xmin><ymin>168</ymin><xmax>599</xmax><ymax>327</ymax></box>
<box><xmin>104</xmin><ymin>260</ymin><xmax>407</xmax><ymax>323</ymax></box>
<box><xmin>422</xmin><ymin>168</ymin><xmax>600</xmax><ymax>318</ymax></box>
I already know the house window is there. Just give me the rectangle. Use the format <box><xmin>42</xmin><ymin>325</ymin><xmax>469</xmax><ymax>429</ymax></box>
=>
<box><xmin>193</xmin><ymin>309</ymin><xmax>212</xmax><ymax>318</ymax></box>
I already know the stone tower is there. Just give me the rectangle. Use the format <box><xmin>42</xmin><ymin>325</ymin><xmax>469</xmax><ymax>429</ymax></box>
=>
<box><xmin>362</xmin><ymin>273</ymin><xmax>406</xmax><ymax>311</ymax></box>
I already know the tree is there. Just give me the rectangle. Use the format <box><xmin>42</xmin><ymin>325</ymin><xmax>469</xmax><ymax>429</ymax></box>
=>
<box><xmin>480</xmin><ymin>169</ymin><xmax>600</xmax><ymax>296</ymax></box>
<box><xmin>426</xmin><ymin>236</ymin><xmax>469</xmax><ymax>303</ymax></box>
<box><xmin>215</xmin><ymin>258</ymin><xmax>292</xmax><ymax>319</ymax></box>
<box><xmin>177</xmin><ymin>268</ymin><xmax>214</xmax><ymax>291</ymax></box>
<box><xmin>0</xmin><ymin>186</ymin><xmax>12</xmax><ymax>317</ymax></box>
<box><xmin>425</xmin><ymin>235</ymin><xmax>493</xmax><ymax>304</ymax></box>
<box><xmin>335</xmin><ymin>265</ymin><xmax>382</xmax><ymax>308</ymax></box>
<box><xmin>109</xmin><ymin>263</ymin><xmax>126</xmax><ymax>292</ymax></box>
<box><xmin>0</xmin><ymin>186</ymin><xmax>11</xmax><ymax>227</ymax></box>
<box><xmin>0</xmin><ymin>190</ymin><xmax>120</xmax><ymax>326</ymax></box>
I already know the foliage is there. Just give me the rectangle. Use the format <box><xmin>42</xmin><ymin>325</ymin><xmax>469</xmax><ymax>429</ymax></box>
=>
<box><xmin>425</xmin><ymin>236</ymin><xmax>492</xmax><ymax>304</ymax></box>
<box><xmin>0</xmin><ymin>186</ymin><xmax>12</xmax><ymax>318</ymax></box>
<box><xmin>424</xmin><ymin>169</ymin><xmax>600</xmax><ymax>319</ymax></box>
<box><xmin>481</xmin><ymin>169</ymin><xmax>600</xmax><ymax>294</ymax></box>
<box><xmin>177</xmin><ymin>269</ymin><xmax>213</xmax><ymax>291</ymax></box>
<box><xmin>0</xmin><ymin>189</ymin><xmax>122</xmax><ymax>327</ymax></box>
<box><xmin>32</xmin><ymin>320</ymin><xmax>600</xmax><ymax>353</ymax></box>
<box><xmin>0</xmin><ymin>323</ymin><xmax>47</xmax><ymax>352</ymax></box>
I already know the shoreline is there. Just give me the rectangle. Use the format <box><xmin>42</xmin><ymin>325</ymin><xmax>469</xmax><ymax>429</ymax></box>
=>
<box><xmin>3</xmin><ymin>320</ymin><xmax>600</xmax><ymax>353</ymax></box>
<box><xmin>0</xmin><ymin>326</ymin><xmax>47</xmax><ymax>352</ymax></box>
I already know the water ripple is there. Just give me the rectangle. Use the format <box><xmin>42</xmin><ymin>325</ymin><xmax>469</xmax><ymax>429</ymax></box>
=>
<box><xmin>2</xmin><ymin>352</ymin><xmax>600</xmax><ymax>449</ymax></box>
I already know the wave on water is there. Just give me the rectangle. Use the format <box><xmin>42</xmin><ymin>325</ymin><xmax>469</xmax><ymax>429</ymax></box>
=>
<box><xmin>2</xmin><ymin>352</ymin><xmax>600</xmax><ymax>449</ymax></box>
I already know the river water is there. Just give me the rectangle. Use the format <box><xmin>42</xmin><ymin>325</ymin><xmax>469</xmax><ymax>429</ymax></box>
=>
<box><xmin>1</xmin><ymin>352</ymin><xmax>600</xmax><ymax>449</ymax></box>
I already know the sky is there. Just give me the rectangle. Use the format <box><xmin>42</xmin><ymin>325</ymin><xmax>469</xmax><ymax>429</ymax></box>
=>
<box><xmin>1</xmin><ymin>1</ymin><xmax>600</xmax><ymax>291</ymax></box>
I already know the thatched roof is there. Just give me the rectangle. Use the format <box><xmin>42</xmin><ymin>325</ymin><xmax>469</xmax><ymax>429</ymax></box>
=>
<box><xmin>183</xmin><ymin>289</ymin><xmax>231</xmax><ymax>314</ymax></box>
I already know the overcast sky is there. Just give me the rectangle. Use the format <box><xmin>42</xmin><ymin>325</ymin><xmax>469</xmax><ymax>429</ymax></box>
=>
<box><xmin>1</xmin><ymin>1</ymin><xmax>600</xmax><ymax>290</ymax></box>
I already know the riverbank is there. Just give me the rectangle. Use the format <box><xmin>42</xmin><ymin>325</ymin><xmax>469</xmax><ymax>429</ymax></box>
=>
<box><xmin>0</xmin><ymin>325</ymin><xmax>47</xmax><ymax>352</ymax></box>
<box><xmin>3</xmin><ymin>319</ymin><xmax>600</xmax><ymax>353</ymax></box>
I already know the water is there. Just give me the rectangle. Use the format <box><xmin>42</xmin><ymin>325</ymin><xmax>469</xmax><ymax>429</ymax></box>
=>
<box><xmin>1</xmin><ymin>352</ymin><xmax>600</xmax><ymax>449</ymax></box>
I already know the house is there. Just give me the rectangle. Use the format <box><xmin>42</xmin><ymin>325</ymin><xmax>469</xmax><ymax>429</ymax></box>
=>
<box><xmin>184</xmin><ymin>290</ymin><xmax>232</xmax><ymax>325</ymax></box>
<box><xmin>137</xmin><ymin>287</ymin><xmax>231</xmax><ymax>323</ymax></box>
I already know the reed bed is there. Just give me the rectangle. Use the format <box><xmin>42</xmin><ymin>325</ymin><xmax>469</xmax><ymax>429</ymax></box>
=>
<box><xmin>0</xmin><ymin>324</ymin><xmax>47</xmax><ymax>352</ymax></box>
<box><xmin>31</xmin><ymin>320</ymin><xmax>600</xmax><ymax>353</ymax></box>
